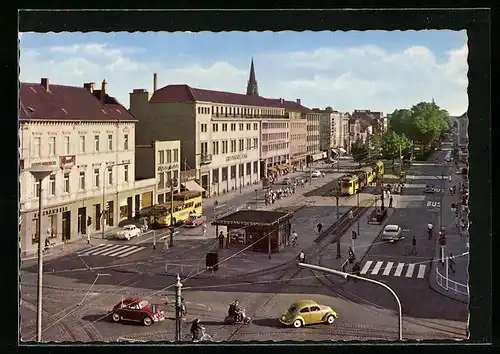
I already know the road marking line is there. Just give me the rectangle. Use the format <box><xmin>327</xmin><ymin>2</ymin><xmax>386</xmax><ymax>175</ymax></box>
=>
<box><xmin>394</xmin><ymin>263</ymin><xmax>404</xmax><ymax>277</ymax></box>
<box><xmin>108</xmin><ymin>246</ymin><xmax>139</xmax><ymax>257</ymax></box>
<box><xmin>405</xmin><ymin>264</ymin><xmax>415</xmax><ymax>278</ymax></box>
<box><xmin>360</xmin><ymin>261</ymin><xmax>372</xmax><ymax>275</ymax></box>
<box><xmin>382</xmin><ymin>262</ymin><xmax>394</xmax><ymax>275</ymax></box>
<box><xmin>100</xmin><ymin>245</ymin><xmax>130</xmax><ymax>256</ymax></box>
<box><xmin>417</xmin><ymin>264</ymin><xmax>426</xmax><ymax>279</ymax></box>
<box><xmin>371</xmin><ymin>261</ymin><xmax>383</xmax><ymax>275</ymax></box>
<box><xmin>78</xmin><ymin>244</ymin><xmax>107</xmax><ymax>256</ymax></box>
<box><xmin>118</xmin><ymin>246</ymin><xmax>146</xmax><ymax>258</ymax></box>
<box><xmin>89</xmin><ymin>244</ymin><xmax>123</xmax><ymax>256</ymax></box>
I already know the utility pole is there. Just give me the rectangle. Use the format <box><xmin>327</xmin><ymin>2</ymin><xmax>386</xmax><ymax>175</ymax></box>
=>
<box><xmin>335</xmin><ymin>180</ymin><xmax>341</xmax><ymax>259</ymax></box>
<box><xmin>309</xmin><ymin>163</ymin><xmax>312</xmax><ymax>185</ymax></box>
<box><xmin>102</xmin><ymin>170</ymin><xmax>106</xmax><ymax>239</ymax></box>
<box><xmin>153</xmin><ymin>230</ymin><xmax>156</xmax><ymax>249</ymax></box>
<box><xmin>174</xmin><ymin>274</ymin><xmax>182</xmax><ymax>342</ymax></box>
<box><xmin>357</xmin><ymin>190</ymin><xmax>360</xmax><ymax>239</ymax></box>
<box><xmin>169</xmin><ymin>177</ymin><xmax>178</xmax><ymax>247</ymax></box>
<box><xmin>440</xmin><ymin>174</ymin><xmax>444</xmax><ymax>229</ymax></box>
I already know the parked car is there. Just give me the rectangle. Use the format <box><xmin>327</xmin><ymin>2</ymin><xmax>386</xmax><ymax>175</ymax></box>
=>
<box><xmin>109</xmin><ymin>297</ymin><xmax>164</xmax><ymax>326</ymax></box>
<box><xmin>116</xmin><ymin>225</ymin><xmax>142</xmax><ymax>240</ymax></box>
<box><xmin>382</xmin><ymin>224</ymin><xmax>404</xmax><ymax>242</ymax></box>
<box><xmin>423</xmin><ymin>185</ymin><xmax>435</xmax><ymax>193</ymax></box>
<box><xmin>184</xmin><ymin>214</ymin><xmax>206</xmax><ymax>227</ymax></box>
<box><xmin>311</xmin><ymin>170</ymin><xmax>322</xmax><ymax>178</ymax></box>
<box><xmin>279</xmin><ymin>300</ymin><xmax>338</xmax><ymax>328</ymax></box>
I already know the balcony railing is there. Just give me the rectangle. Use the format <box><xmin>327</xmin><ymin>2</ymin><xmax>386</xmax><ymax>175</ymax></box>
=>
<box><xmin>212</xmin><ymin>113</ymin><xmax>287</xmax><ymax>119</ymax></box>
<box><xmin>200</xmin><ymin>153</ymin><xmax>212</xmax><ymax>164</ymax></box>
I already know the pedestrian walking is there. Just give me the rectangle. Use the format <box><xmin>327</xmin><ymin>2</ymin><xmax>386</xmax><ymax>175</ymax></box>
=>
<box><xmin>410</xmin><ymin>236</ymin><xmax>417</xmax><ymax>255</ymax></box>
<box><xmin>291</xmin><ymin>231</ymin><xmax>298</xmax><ymax>246</ymax></box>
<box><xmin>86</xmin><ymin>233</ymin><xmax>90</xmax><ymax>245</ymax></box>
<box><xmin>448</xmin><ymin>253</ymin><xmax>456</xmax><ymax>274</ymax></box>
<box><xmin>317</xmin><ymin>223</ymin><xmax>323</xmax><ymax>234</ymax></box>
<box><xmin>448</xmin><ymin>175</ymin><xmax>452</xmax><ymax>182</ymax></box>
<box><xmin>202</xmin><ymin>223</ymin><xmax>207</xmax><ymax>236</ymax></box>
<box><xmin>389</xmin><ymin>196</ymin><xmax>393</xmax><ymax>208</ymax></box>
<box><xmin>218</xmin><ymin>231</ymin><xmax>224</xmax><ymax>249</ymax></box>
<box><xmin>298</xmin><ymin>250</ymin><xmax>305</xmax><ymax>263</ymax></box>
<box><xmin>163</xmin><ymin>234</ymin><xmax>169</xmax><ymax>252</ymax></box>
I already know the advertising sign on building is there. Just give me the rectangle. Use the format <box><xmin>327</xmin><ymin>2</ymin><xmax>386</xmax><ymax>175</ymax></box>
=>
<box><xmin>60</xmin><ymin>155</ymin><xmax>76</xmax><ymax>169</ymax></box>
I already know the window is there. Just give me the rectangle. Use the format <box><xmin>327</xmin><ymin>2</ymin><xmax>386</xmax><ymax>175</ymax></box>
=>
<box><xmin>173</xmin><ymin>169</ymin><xmax>179</xmax><ymax>179</ymax></box>
<box><xmin>158</xmin><ymin>193</ymin><xmax>164</xmax><ymax>204</ymax></box>
<box><xmin>124</xmin><ymin>165</ymin><xmax>129</xmax><ymax>182</ymax></box>
<box><xmin>239</xmin><ymin>164</ymin><xmax>244</xmax><ymax>177</ymax></box>
<box><xmin>230</xmin><ymin>123</ymin><xmax>236</xmax><ymax>131</ymax></box>
<box><xmin>201</xmin><ymin>142</ymin><xmax>208</xmax><ymax>155</ymax></box>
<box><xmin>48</xmin><ymin>137</ymin><xmax>56</xmax><ymax>156</ymax></box>
<box><xmin>49</xmin><ymin>174</ymin><xmax>56</xmax><ymax>196</ymax></box>
<box><xmin>230</xmin><ymin>140</ymin><xmax>236</xmax><ymax>153</ymax></box>
<box><xmin>212</xmin><ymin>141</ymin><xmax>219</xmax><ymax>155</ymax></box>
<box><xmin>34</xmin><ymin>179</ymin><xmax>40</xmax><ymax>198</ymax></box>
<box><xmin>201</xmin><ymin>123</ymin><xmax>207</xmax><ymax>132</ymax></box>
<box><xmin>239</xmin><ymin>139</ymin><xmax>244</xmax><ymax>152</ymax></box>
<box><xmin>173</xmin><ymin>149</ymin><xmax>179</xmax><ymax>162</ymax></box>
<box><xmin>94</xmin><ymin>135</ymin><xmax>100</xmax><ymax>152</ymax></box>
<box><xmin>246</xmin><ymin>123</ymin><xmax>251</xmax><ymax>131</ymax></box>
<box><xmin>253</xmin><ymin>161</ymin><xmax>258</xmax><ymax>173</ymax></box>
<box><xmin>212</xmin><ymin>123</ymin><xmax>218</xmax><ymax>132</ymax></box>
<box><xmin>212</xmin><ymin>169</ymin><xmax>219</xmax><ymax>183</ymax></box>
<box><xmin>107</xmin><ymin>167</ymin><xmax>113</xmax><ymax>185</ymax></box>
<box><xmin>166</xmin><ymin>150</ymin><xmax>172</xmax><ymax>163</ymax></box>
<box><xmin>230</xmin><ymin>165</ymin><xmax>237</xmax><ymax>179</ymax></box>
<box><xmin>159</xmin><ymin>172</ymin><xmax>165</xmax><ymax>189</ymax></box>
<box><xmin>159</xmin><ymin>150</ymin><xmax>164</xmax><ymax>164</ymax></box>
<box><xmin>253</xmin><ymin>138</ymin><xmax>258</xmax><ymax>147</ymax></box>
<box><xmin>79</xmin><ymin>171</ymin><xmax>85</xmax><ymax>190</ymax></box>
<box><xmin>253</xmin><ymin>123</ymin><xmax>258</xmax><ymax>130</ymax></box>
<box><xmin>108</xmin><ymin>135</ymin><xmax>113</xmax><ymax>151</ymax></box>
<box><xmin>239</xmin><ymin>123</ymin><xmax>244</xmax><ymax>131</ymax></box>
<box><xmin>64</xmin><ymin>136</ymin><xmax>70</xmax><ymax>155</ymax></box>
<box><xmin>79</xmin><ymin>136</ymin><xmax>85</xmax><ymax>153</ymax></box>
<box><xmin>246</xmin><ymin>162</ymin><xmax>251</xmax><ymax>175</ymax></box>
<box><xmin>299</xmin><ymin>307</ymin><xmax>310</xmax><ymax>313</ymax></box>
<box><xmin>221</xmin><ymin>167</ymin><xmax>228</xmax><ymax>181</ymax></box>
<box><xmin>246</xmin><ymin>138</ymin><xmax>252</xmax><ymax>149</ymax></box>
<box><xmin>33</xmin><ymin>137</ymin><xmax>41</xmax><ymax>157</ymax></box>
<box><xmin>124</xmin><ymin>134</ymin><xmax>129</xmax><ymax>150</ymax></box>
<box><xmin>222</xmin><ymin>124</ymin><xmax>228</xmax><ymax>132</ymax></box>
<box><xmin>94</xmin><ymin>168</ymin><xmax>100</xmax><ymax>187</ymax></box>
<box><xmin>222</xmin><ymin>141</ymin><xmax>228</xmax><ymax>154</ymax></box>
<box><xmin>64</xmin><ymin>172</ymin><xmax>70</xmax><ymax>193</ymax></box>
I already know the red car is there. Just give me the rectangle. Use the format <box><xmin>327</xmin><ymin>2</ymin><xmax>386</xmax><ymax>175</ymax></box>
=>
<box><xmin>184</xmin><ymin>214</ymin><xmax>206</xmax><ymax>228</ymax></box>
<box><xmin>109</xmin><ymin>297</ymin><xmax>164</xmax><ymax>326</ymax></box>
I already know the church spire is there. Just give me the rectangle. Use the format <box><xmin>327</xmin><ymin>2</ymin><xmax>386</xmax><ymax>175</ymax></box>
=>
<box><xmin>246</xmin><ymin>58</ymin><xmax>259</xmax><ymax>96</ymax></box>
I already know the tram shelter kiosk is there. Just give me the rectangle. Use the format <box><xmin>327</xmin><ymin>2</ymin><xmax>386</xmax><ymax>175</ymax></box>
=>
<box><xmin>212</xmin><ymin>210</ymin><xmax>293</xmax><ymax>256</ymax></box>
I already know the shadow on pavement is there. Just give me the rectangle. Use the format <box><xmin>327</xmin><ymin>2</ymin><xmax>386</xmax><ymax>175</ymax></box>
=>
<box><xmin>198</xmin><ymin>320</ymin><xmax>225</xmax><ymax>326</ymax></box>
<box><xmin>252</xmin><ymin>318</ymin><xmax>284</xmax><ymax>329</ymax></box>
<box><xmin>81</xmin><ymin>313</ymin><xmax>111</xmax><ymax>322</ymax></box>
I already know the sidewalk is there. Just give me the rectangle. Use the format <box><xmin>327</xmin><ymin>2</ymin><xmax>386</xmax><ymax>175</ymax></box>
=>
<box><xmin>428</xmin><ymin>164</ymin><xmax>469</xmax><ymax>303</ymax></box>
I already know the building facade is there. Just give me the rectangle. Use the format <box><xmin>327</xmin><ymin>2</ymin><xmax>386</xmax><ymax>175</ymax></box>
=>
<box><xmin>288</xmin><ymin>109</ymin><xmax>307</xmax><ymax>171</ymax></box>
<box><xmin>130</xmin><ymin>75</ymin><xmax>290</xmax><ymax>198</ymax></box>
<box><xmin>305</xmin><ymin>111</ymin><xmax>322</xmax><ymax>164</ymax></box>
<box><xmin>19</xmin><ymin>78</ymin><xmax>154</xmax><ymax>256</ymax></box>
<box><xmin>135</xmin><ymin>140</ymin><xmax>182</xmax><ymax>204</ymax></box>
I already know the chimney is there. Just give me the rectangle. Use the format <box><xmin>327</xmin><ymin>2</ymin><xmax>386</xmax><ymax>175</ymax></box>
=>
<box><xmin>296</xmin><ymin>98</ymin><xmax>301</xmax><ymax>105</ymax></box>
<box><xmin>100</xmin><ymin>79</ymin><xmax>107</xmax><ymax>103</ymax></box>
<box><xmin>83</xmin><ymin>82</ymin><xmax>95</xmax><ymax>94</ymax></box>
<box><xmin>280</xmin><ymin>98</ymin><xmax>284</xmax><ymax>104</ymax></box>
<box><xmin>153</xmin><ymin>73</ymin><xmax>157</xmax><ymax>92</ymax></box>
<box><xmin>41</xmin><ymin>78</ymin><xmax>49</xmax><ymax>91</ymax></box>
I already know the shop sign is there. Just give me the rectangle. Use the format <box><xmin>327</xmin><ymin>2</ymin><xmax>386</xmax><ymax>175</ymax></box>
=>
<box><xmin>32</xmin><ymin>160</ymin><xmax>57</xmax><ymax>167</ymax></box>
<box><xmin>34</xmin><ymin>206</ymin><xmax>68</xmax><ymax>218</ymax></box>
<box><xmin>226</xmin><ymin>153</ymin><xmax>248</xmax><ymax>162</ymax></box>
<box><xmin>60</xmin><ymin>155</ymin><xmax>76</xmax><ymax>169</ymax></box>
<box><xmin>158</xmin><ymin>163</ymin><xmax>179</xmax><ymax>172</ymax></box>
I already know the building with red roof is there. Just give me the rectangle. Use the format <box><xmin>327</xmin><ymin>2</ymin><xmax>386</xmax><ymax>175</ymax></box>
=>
<box><xmin>19</xmin><ymin>78</ymin><xmax>155</xmax><ymax>256</ymax></box>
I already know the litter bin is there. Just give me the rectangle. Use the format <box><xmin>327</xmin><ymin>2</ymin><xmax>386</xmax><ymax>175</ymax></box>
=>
<box><xmin>206</xmin><ymin>251</ymin><xmax>219</xmax><ymax>271</ymax></box>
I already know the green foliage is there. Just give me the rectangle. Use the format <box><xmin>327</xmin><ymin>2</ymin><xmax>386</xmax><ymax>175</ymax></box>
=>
<box><xmin>351</xmin><ymin>138</ymin><xmax>368</xmax><ymax>162</ymax></box>
<box><xmin>388</xmin><ymin>101</ymin><xmax>451</xmax><ymax>147</ymax></box>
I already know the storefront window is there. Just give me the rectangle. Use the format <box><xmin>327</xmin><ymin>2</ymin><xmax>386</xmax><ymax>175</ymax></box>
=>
<box><xmin>48</xmin><ymin>215</ymin><xmax>57</xmax><ymax>239</ymax></box>
<box><xmin>120</xmin><ymin>205</ymin><xmax>128</xmax><ymax>219</ymax></box>
<box><xmin>31</xmin><ymin>218</ymin><xmax>39</xmax><ymax>244</ymax></box>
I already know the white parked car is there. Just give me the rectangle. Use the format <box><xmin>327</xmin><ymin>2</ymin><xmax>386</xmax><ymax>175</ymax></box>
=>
<box><xmin>311</xmin><ymin>170</ymin><xmax>322</xmax><ymax>178</ymax></box>
<box><xmin>116</xmin><ymin>225</ymin><xmax>142</xmax><ymax>240</ymax></box>
<box><xmin>382</xmin><ymin>224</ymin><xmax>403</xmax><ymax>242</ymax></box>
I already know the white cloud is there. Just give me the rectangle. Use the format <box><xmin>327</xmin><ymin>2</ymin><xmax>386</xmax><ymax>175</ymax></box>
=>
<box><xmin>19</xmin><ymin>39</ymin><xmax>468</xmax><ymax>115</ymax></box>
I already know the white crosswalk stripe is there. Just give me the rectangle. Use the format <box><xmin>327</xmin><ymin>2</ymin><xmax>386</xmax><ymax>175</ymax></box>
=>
<box><xmin>359</xmin><ymin>260</ymin><xmax>427</xmax><ymax>279</ymax></box>
<box><xmin>76</xmin><ymin>244</ymin><xmax>146</xmax><ymax>258</ymax></box>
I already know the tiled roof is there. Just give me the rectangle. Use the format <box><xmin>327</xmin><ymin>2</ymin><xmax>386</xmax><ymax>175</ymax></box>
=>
<box><xmin>212</xmin><ymin>210</ymin><xmax>292</xmax><ymax>226</ymax></box>
<box><xmin>149</xmin><ymin>84</ymin><xmax>310</xmax><ymax>111</ymax></box>
<box><xmin>19</xmin><ymin>82</ymin><xmax>137</xmax><ymax>122</ymax></box>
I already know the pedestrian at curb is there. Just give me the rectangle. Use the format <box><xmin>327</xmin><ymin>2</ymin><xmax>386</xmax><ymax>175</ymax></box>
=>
<box><xmin>298</xmin><ymin>250</ymin><xmax>305</xmax><ymax>263</ymax></box>
<box><xmin>86</xmin><ymin>233</ymin><xmax>90</xmax><ymax>245</ymax></box>
<box><xmin>291</xmin><ymin>231</ymin><xmax>298</xmax><ymax>246</ymax></box>
<box><xmin>317</xmin><ymin>223</ymin><xmax>323</xmax><ymax>234</ymax></box>
<box><xmin>162</xmin><ymin>235</ymin><xmax>169</xmax><ymax>252</ymax></box>
<box><xmin>389</xmin><ymin>196</ymin><xmax>393</xmax><ymax>208</ymax></box>
<box><xmin>202</xmin><ymin>223</ymin><xmax>207</xmax><ymax>236</ymax></box>
<box><xmin>448</xmin><ymin>253</ymin><xmax>456</xmax><ymax>274</ymax></box>
<box><xmin>448</xmin><ymin>175</ymin><xmax>452</xmax><ymax>182</ymax></box>
<box><xmin>410</xmin><ymin>236</ymin><xmax>417</xmax><ymax>255</ymax></box>
<box><xmin>218</xmin><ymin>231</ymin><xmax>224</xmax><ymax>249</ymax></box>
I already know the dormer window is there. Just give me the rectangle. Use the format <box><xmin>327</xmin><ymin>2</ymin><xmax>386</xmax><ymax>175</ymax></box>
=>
<box><xmin>101</xmin><ymin>109</ymin><xmax>107</xmax><ymax>114</ymax></box>
<box><xmin>61</xmin><ymin>108</ymin><xmax>68</xmax><ymax>114</ymax></box>
<box><xmin>28</xmin><ymin>106</ymin><xmax>35</xmax><ymax>113</ymax></box>
<box><xmin>115</xmin><ymin>109</ymin><xmax>121</xmax><ymax>114</ymax></box>
<box><xmin>29</xmin><ymin>87</ymin><xmax>36</xmax><ymax>93</ymax></box>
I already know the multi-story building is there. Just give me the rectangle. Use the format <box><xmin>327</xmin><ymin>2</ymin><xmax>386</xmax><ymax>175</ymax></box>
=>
<box><xmin>305</xmin><ymin>110</ymin><xmax>323</xmax><ymax>164</ymax></box>
<box><xmin>352</xmin><ymin>109</ymin><xmax>388</xmax><ymax>135</ymax></box>
<box><xmin>340</xmin><ymin>113</ymin><xmax>351</xmax><ymax>154</ymax></box>
<box><xmin>283</xmin><ymin>99</ymin><xmax>308</xmax><ymax>171</ymax></box>
<box><xmin>130</xmin><ymin>74</ymin><xmax>289</xmax><ymax>198</ymax></box>
<box><xmin>315</xmin><ymin>107</ymin><xmax>344</xmax><ymax>158</ymax></box>
<box><xmin>19</xmin><ymin>78</ymin><xmax>155</xmax><ymax>256</ymax></box>
<box><xmin>260</xmin><ymin>106</ymin><xmax>290</xmax><ymax>177</ymax></box>
<box><xmin>135</xmin><ymin>140</ymin><xmax>183</xmax><ymax>205</ymax></box>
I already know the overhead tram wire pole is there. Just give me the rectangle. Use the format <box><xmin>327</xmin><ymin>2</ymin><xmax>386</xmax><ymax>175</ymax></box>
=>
<box><xmin>169</xmin><ymin>177</ymin><xmax>179</xmax><ymax>248</ymax></box>
<box><xmin>298</xmin><ymin>263</ymin><xmax>403</xmax><ymax>340</ymax></box>
<box><xmin>335</xmin><ymin>180</ymin><xmax>341</xmax><ymax>259</ymax></box>
<box><xmin>29</xmin><ymin>164</ymin><xmax>58</xmax><ymax>342</ymax></box>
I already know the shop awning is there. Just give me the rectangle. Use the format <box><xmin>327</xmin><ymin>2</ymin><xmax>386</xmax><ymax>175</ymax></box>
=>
<box><xmin>181</xmin><ymin>180</ymin><xmax>206</xmax><ymax>192</ymax></box>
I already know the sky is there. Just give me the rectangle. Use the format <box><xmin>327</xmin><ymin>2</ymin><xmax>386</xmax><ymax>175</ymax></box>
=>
<box><xmin>19</xmin><ymin>31</ymin><xmax>468</xmax><ymax>116</ymax></box>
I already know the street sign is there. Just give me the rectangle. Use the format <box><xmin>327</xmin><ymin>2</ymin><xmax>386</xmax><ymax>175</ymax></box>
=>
<box><xmin>426</xmin><ymin>201</ymin><xmax>441</xmax><ymax>208</ymax></box>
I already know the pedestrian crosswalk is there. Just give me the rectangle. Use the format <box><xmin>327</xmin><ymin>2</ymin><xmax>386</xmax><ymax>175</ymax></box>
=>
<box><xmin>77</xmin><ymin>244</ymin><xmax>146</xmax><ymax>258</ymax></box>
<box><xmin>359</xmin><ymin>260</ymin><xmax>427</xmax><ymax>279</ymax></box>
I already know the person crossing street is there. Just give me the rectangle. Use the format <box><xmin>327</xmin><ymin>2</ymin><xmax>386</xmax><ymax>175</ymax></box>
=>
<box><xmin>409</xmin><ymin>236</ymin><xmax>417</xmax><ymax>255</ymax></box>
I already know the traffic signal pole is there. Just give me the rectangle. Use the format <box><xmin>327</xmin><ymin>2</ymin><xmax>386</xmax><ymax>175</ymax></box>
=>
<box><xmin>336</xmin><ymin>180</ymin><xmax>341</xmax><ymax>259</ymax></box>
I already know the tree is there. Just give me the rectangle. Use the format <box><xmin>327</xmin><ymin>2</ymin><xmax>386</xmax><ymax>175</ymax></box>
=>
<box><xmin>351</xmin><ymin>138</ymin><xmax>368</xmax><ymax>164</ymax></box>
<box><xmin>377</xmin><ymin>131</ymin><xmax>412</xmax><ymax>163</ymax></box>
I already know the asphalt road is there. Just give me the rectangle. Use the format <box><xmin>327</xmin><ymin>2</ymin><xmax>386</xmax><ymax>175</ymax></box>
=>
<box><xmin>339</xmin><ymin>144</ymin><xmax>468</xmax><ymax>325</ymax></box>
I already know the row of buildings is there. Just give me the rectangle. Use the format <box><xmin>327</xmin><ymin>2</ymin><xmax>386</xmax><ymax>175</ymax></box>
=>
<box><xmin>18</xmin><ymin>60</ymin><xmax>388</xmax><ymax>255</ymax></box>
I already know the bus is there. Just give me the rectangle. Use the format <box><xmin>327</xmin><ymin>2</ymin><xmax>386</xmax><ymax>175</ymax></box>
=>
<box><xmin>146</xmin><ymin>191</ymin><xmax>203</xmax><ymax>227</ymax></box>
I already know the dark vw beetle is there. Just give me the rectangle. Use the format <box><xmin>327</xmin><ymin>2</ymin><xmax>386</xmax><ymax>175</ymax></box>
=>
<box><xmin>109</xmin><ymin>297</ymin><xmax>164</xmax><ymax>326</ymax></box>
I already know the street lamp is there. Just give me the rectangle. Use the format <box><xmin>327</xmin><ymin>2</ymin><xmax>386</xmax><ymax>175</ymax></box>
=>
<box><xmin>298</xmin><ymin>263</ymin><xmax>403</xmax><ymax>340</ymax></box>
<box><xmin>29</xmin><ymin>164</ymin><xmax>58</xmax><ymax>342</ymax></box>
<box><xmin>168</xmin><ymin>177</ymin><xmax>179</xmax><ymax>247</ymax></box>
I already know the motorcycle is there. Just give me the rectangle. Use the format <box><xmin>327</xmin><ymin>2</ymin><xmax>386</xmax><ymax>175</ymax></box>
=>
<box><xmin>193</xmin><ymin>327</ymin><xmax>212</xmax><ymax>342</ymax></box>
<box><xmin>224</xmin><ymin>309</ymin><xmax>251</xmax><ymax>325</ymax></box>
